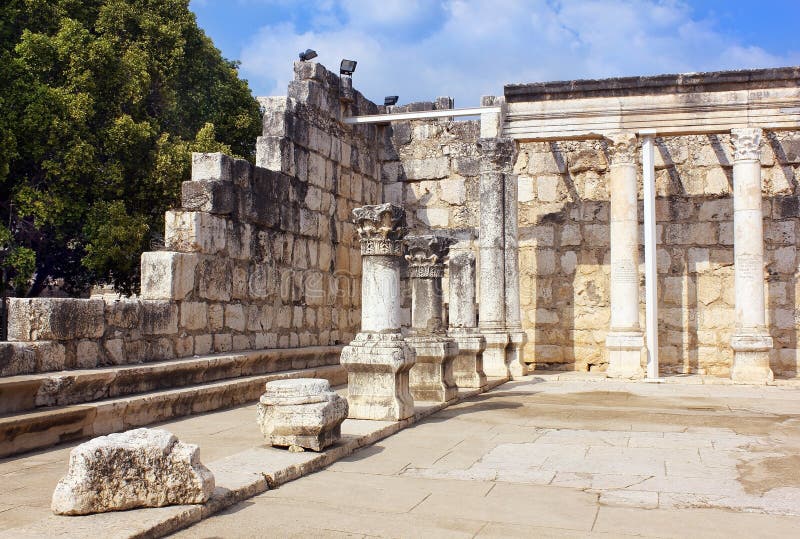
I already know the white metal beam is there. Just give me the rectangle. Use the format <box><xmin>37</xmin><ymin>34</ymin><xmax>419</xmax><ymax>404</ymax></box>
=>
<box><xmin>640</xmin><ymin>129</ymin><xmax>659</xmax><ymax>380</ymax></box>
<box><xmin>343</xmin><ymin>106</ymin><xmax>501</xmax><ymax>125</ymax></box>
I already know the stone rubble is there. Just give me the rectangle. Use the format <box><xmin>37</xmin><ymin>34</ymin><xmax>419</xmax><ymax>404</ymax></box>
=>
<box><xmin>51</xmin><ymin>428</ymin><xmax>214</xmax><ymax>515</ymax></box>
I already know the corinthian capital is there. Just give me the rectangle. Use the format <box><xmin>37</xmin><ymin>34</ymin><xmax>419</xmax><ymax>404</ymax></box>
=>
<box><xmin>405</xmin><ymin>235</ymin><xmax>455</xmax><ymax>278</ymax></box>
<box><xmin>477</xmin><ymin>137</ymin><xmax>517</xmax><ymax>174</ymax></box>
<box><xmin>731</xmin><ymin>127</ymin><xmax>762</xmax><ymax>161</ymax></box>
<box><xmin>352</xmin><ymin>203</ymin><xmax>407</xmax><ymax>256</ymax></box>
<box><xmin>605</xmin><ymin>132</ymin><xmax>638</xmax><ymax>165</ymax></box>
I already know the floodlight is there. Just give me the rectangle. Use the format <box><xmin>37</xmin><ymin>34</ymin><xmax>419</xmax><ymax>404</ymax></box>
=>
<box><xmin>340</xmin><ymin>59</ymin><xmax>357</xmax><ymax>76</ymax></box>
<box><xmin>299</xmin><ymin>49</ymin><xmax>318</xmax><ymax>61</ymax></box>
<box><xmin>384</xmin><ymin>96</ymin><xmax>399</xmax><ymax>106</ymax></box>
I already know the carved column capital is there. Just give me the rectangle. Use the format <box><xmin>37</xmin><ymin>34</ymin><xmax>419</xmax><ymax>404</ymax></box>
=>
<box><xmin>731</xmin><ymin>127</ymin><xmax>762</xmax><ymax>161</ymax></box>
<box><xmin>605</xmin><ymin>132</ymin><xmax>639</xmax><ymax>166</ymax></box>
<box><xmin>405</xmin><ymin>235</ymin><xmax>455</xmax><ymax>278</ymax></box>
<box><xmin>352</xmin><ymin>203</ymin><xmax>407</xmax><ymax>256</ymax></box>
<box><xmin>477</xmin><ymin>137</ymin><xmax>517</xmax><ymax>174</ymax></box>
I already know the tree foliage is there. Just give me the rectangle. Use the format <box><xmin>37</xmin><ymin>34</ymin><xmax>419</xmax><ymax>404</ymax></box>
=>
<box><xmin>0</xmin><ymin>0</ymin><xmax>261</xmax><ymax>296</ymax></box>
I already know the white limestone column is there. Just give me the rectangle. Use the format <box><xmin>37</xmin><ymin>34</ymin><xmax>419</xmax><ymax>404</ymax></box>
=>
<box><xmin>730</xmin><ymin>128</ymin><xmax>773</xmax><ymax>383</ymax></box>
<box><xmin>406</xmin><ymin>235</ymin><xmax>458</xmax><ymax>402</ymax></box>
<box><xmin>504</xmin><ymin>170</ymin><xmax>528</xmax><ymax>379</ymax></box>
<box><xmin>340</xmin><ymin>203</ymin><xmax>416</xmax><ymax>420</ymax></box>
<box><xmin>448</xmin><ymin>250</ymin><xmax>487</xmax><ymax>389</ymax></box>
<box><xmin>478</xmin><ymin>138</ymin><xmax>513</xmax><ymax>378</ymax></box>
<box><xmin>605</xmin><ymin>132</ymin><xmax>645</xmax><ymax>379</ymax></box>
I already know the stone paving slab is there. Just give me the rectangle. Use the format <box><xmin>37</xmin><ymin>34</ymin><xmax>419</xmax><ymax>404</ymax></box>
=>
<box><xmin>173</xmin><ymin>374</ymin><xmax>800</xmax><ymax>538</ymax></box>
<box><xmin>0</xmin><ymin>379</ymin><xmax>506</xmax><ymax>538</ymax></box>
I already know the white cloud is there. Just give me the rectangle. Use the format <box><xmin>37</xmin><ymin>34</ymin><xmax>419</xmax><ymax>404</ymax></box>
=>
<box><xmin>238</xmin><ymin>0</ymin><xmax>799</xmax><ymax>107</ymax></box>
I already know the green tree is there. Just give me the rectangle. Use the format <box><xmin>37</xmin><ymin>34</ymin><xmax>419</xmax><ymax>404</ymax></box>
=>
<box><xmin>0</xmin><ymin>0</ymin><xmax>261</xmax><ymax>297</ymax></box>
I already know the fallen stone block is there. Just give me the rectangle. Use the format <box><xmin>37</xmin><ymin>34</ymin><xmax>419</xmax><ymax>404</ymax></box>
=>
<box><xmin>51</xmin><ymin>428</ymin><xmax>214</xmax><ymax>515</ymax></box>
<box><xmin>256</xmin><ymin>378</ymin><xmax>348</xmax><ymax>451</ymax></box>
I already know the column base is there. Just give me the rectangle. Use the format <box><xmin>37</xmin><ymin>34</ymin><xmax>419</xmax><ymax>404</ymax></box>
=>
<box><xmin>480</xmin><ymin>330</ymin><xmax>510</xmax><ymax>379</ymax></box>
<box><xmin>507</xmin><ymin>329</ymin><xmax>528</xmax><ymax>380</ymax></box>
<box><xmin>449</xmin><ymin>331</ymin><xmax>487</xmax><ymax>389</ymax></box>
<box><xmin>340</xmin><ymin>332</ymin><xmax>415</xmax><ymax>421</ymax></box>
<box><xmin>605</xmin><ymin>331</ymin><xmax>645</xmax><ymax>380</ymax></box>
<box><xmin>408</xmin><ymin>336</ymin><xmax>458</xmax><ymax>403</ymax></box>
<box><xmin>731</xmin><ymin>332</ymin><xmax>774</xmax><ymax>384</ymax></box>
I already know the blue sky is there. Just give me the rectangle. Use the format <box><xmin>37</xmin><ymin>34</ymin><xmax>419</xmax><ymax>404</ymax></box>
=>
<box><xmin>190</xmin><ymin>0</ymin><xmax>800</xmax><ymax>108</ymax></box>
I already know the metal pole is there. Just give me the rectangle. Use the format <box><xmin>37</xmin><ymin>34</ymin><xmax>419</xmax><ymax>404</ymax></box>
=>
<box><xmin>640</xmin><ymin>130</ymin><xmax>659</xmax><ymax>379</ymax></box>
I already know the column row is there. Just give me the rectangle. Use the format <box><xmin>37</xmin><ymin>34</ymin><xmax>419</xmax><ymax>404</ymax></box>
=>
<box><xmin>605</xmin><ymin>128</ymin><xmax>773</xmax><ymax>383</ymax></box>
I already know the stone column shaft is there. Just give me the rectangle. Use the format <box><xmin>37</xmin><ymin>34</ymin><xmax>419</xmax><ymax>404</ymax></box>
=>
<box><xmin>605</xmin><ymin>132</ymin><xmax>644</xmax><ymax>379</ymax></box>
<box><xmin>448</xmin><ymin>250</ymin><xmax>487</xmax><ymax>389</ymax></box>
<box><xmin>340</xmin><ymin>203</ymin><xmax>415</xmax><ymax>420</ymax></box>
<box><xmin>730</xmin><ymin>128</ymin><xmax>773</xmax><ymax>383</ymax></box>
<box><xmin>406</xmin><ymin>235</ymin><xmax>458</xmax><ymax>403</ymax></box>
<box><xmin>478</xmin><ymin>138</ymin><xmax>514</xmax><ymax>379</ymax></box>
<box><xmin>504</xmin><ymin>169</ymin><xmax>528</xmax><ymax>379</ymax></box>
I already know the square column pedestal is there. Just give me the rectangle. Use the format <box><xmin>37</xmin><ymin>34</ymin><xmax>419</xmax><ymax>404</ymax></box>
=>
<box><xmin>340</xmin><ymin>333</ymin><xmax>415</xmax><ymax>421</ymax></box>
<box><xmin>605</xmin><ymin>332</ymin><xmax>645</xmax><ymax>380</ymax></box>
<box><xmin>731</xmin><ymin>332</ymin><xmax>774</xmax><ymax>384</ymax></box>
<box><xmin>450</xmin><ymin>332</ymin><xmax>487</xmax><ymax>389</ymax></box>
<box><xmin>480</xmin><ymin>331</ymin><xmax>511</xmax><ymax>379</ymax></box>
<box><xmin>407</xmin><ymin>337</ymin><xmax>458</xmax><ymax>402</ymax></box>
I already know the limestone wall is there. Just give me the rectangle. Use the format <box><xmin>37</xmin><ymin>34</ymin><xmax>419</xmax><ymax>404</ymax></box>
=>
<box><xmin>1</xmin><ymin>61</ymin><xmax>381</xmax><ymax>376</ymax></box>
<box><xmin>379</xmin><ymin>102</ymin><xmax>481</xmax><ymax>327</ymax></box>
<box><xmin>515</xmin><ymin>133</ymin><xmax>800</xmax><ymax>377</ymax></box>
<box><xmin>379</xmin><ymin>110</ymin><xmax>799</xmax><ymax>377</ymax></box>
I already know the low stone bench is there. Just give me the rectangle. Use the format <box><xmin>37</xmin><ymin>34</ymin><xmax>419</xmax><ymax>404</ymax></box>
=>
<box><xmin>256</xmin><ymin>378</ymin><xmax>348</xmax><ymax>451</ymax></box>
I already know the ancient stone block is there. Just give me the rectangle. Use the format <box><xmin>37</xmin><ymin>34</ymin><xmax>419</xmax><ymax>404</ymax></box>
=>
<box><xmin>165</xmin><ymin>211</ymin><xmax>227</xmax><ymax>255</ymax></box>
<box><xmin>7</xmin><ymin>298</ymin><xmax>105</xmax><ymax>341</ymax></box>
<box><xmin>192</xmin><ymin>152</ymin><xmax>234</xmax><ymax>182</ymax></box>
<box><xmin>76</xmin><ymin>340</ymin><xmax>100</xmax><ymax>369</ymax></box>
<box><xmin>51</xmin><ymin>428</ymin><xmax>214</xmax><ymax>515</ymax></box>
<box><xmin>180</xmin><ymin>302</ymin><xmax>208</xmax><ymax>331</ymax></box>
<box><xmin>0</xmin><ymin>341</ymin><xmax>66</xmax><ymax>376</ymax></box>
<box><xmin>140</xmin><ymin>251</ymin><xmax>198</xmax><ymax>301</ymax></box>
<box><xmin>198</xmin><ymin>258</ymin><xmax>233</xmax><ymax>302</ymax></box>
<box><xmin>225</xmin><ymin>304</ymin><xmax>246</xmax><ymax>332</ymax></box>
<box><xmin>440</xmin><ymin>178</ymin><xmax>466</xmax><ymax>205</ymax></box>
<box><xmin>404</xmin><ymin>157</ymin><xmax>450</xmax><ymax>180</ymax></box>
<box><xmin>181</xmin><ymin>180</ymin><xmax>234</xmax><ymax>214</ymax></box>
<box><xmin>256</xmin><ymin>378</ymin><xmax>348</xmax><ymax>451</ymax></box>
<box><xmin>140</xmin><ymin>301</ymin><xmax>179</xmax><ymax>336</ymax></box>
<box><xmin>416</xmin><ymin>208</ymin><xmax>449</xmax><ymax>227</ymax></box>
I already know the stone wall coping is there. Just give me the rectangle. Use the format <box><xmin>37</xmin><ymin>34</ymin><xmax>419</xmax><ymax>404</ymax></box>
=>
<box><xmin>505</xmin><ymin>66</ymin><xmax>800</xmax><ymax>103</ymax></box>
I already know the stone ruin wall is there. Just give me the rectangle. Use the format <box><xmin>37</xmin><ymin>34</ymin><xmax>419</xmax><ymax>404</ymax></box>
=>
<box><xmin>3</xmin><ymin>62</ymin><xmax>799</xmax><ymax>381</ymax></box>
<box><xmin>378</xmin><ymin>103</ymin><xmax>481</xmax><ymax>328</ymax></box>
<box><xmin>514</xmin><ymin>134</ymin><xmax>800</xmax><ymax>377</ymax></box>
<box><xmin>0</xmin><ymin>61</ymin><xmax>382</xmax><ymax>376</ymax></box>
<box><xmin>383</xmin><ymin>115</ymin><xmax>800</xmax><ymax>377</ymax></box>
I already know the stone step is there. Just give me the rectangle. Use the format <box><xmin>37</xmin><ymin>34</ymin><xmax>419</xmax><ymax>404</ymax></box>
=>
<box><xmin>0</xmin><ymin>345</ymin><xmax>343</xmax><ymax>415</ymax></box>
<box><xmin>0</xmin><ymin>363</ymin><xmax>347</xmax><ymax>459</ymax></box>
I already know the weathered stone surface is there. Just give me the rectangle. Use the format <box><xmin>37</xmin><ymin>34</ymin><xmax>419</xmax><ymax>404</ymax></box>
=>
<box><xmin>403</xmin><ymin>157</ymin><xmax>450</xmax><ymax>180</ymax></box>
<box><xmin>181</xmin><ymin>180</ymin><xmax>234</xmax><ymax>214</ymax></box>
<box><xmin>191</xmin><ymin>152</ymin><xmax>234</xmax><ymax>183</ymax></box>
<box><xmin>340</xmin><ymin>333</ymin><xmax>416</xmax><ymax>421</ymax></box>
<box><xmin>7</xmin><ymin>298</ymin><xmax>105</xmax><ymax>341</ymax></box>
<box><xmin>140</xmin><ymin>251</ymin><xmax>198</xmax><ymax>300</ymax></box>
<box><xmin>165</xmin><ymin>211</ymin><xmax>227</xmax><ymax>255</ymax></box>
<box><xmin>51</xmin><ymin>428</ymin><xmax>214</xmax><ymax>515</ymax></box>
<box><xmin>256</xmin><ymin>378</ymin><xmax>348</xmax><ymax>451</ymax></box>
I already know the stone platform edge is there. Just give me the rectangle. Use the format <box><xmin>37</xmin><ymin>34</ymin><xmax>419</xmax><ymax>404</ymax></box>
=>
<box><xmin>2</xmin><ymin>377</ymin><xmax>508</xmax><ymax>539</ymax></box>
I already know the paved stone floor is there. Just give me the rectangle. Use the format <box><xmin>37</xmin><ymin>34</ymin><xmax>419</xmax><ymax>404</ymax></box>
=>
<box><xmin>173</xmin><ymin>375</ymin><xmax>800</xmax><ymax>538</ymax></box>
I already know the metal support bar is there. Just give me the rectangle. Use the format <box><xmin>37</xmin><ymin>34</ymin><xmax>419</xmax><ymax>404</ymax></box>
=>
<box><xmin>343</xmin><ymin>106</ymin><xmax>501</xmax><ymax>125</ymax></box>
<box><xmin>640</xmin><ymin>129</ymin><xmax>659</xmax><ymax>380</ymax></box>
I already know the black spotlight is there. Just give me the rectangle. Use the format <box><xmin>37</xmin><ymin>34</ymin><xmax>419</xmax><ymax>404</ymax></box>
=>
<box><xmin>340</xmin><ymin>59</ymin><xmax>357</xmax><ymax>76</ymax></box>
<box><xmin>299</xmin><ymin>49</ymin><xmax>318</xmax><ymax>61</ymax></box>
<box><xmin>384</xmin><ymin>96</ymin><xmax>399</xmax><ymax>106</ymax></box>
